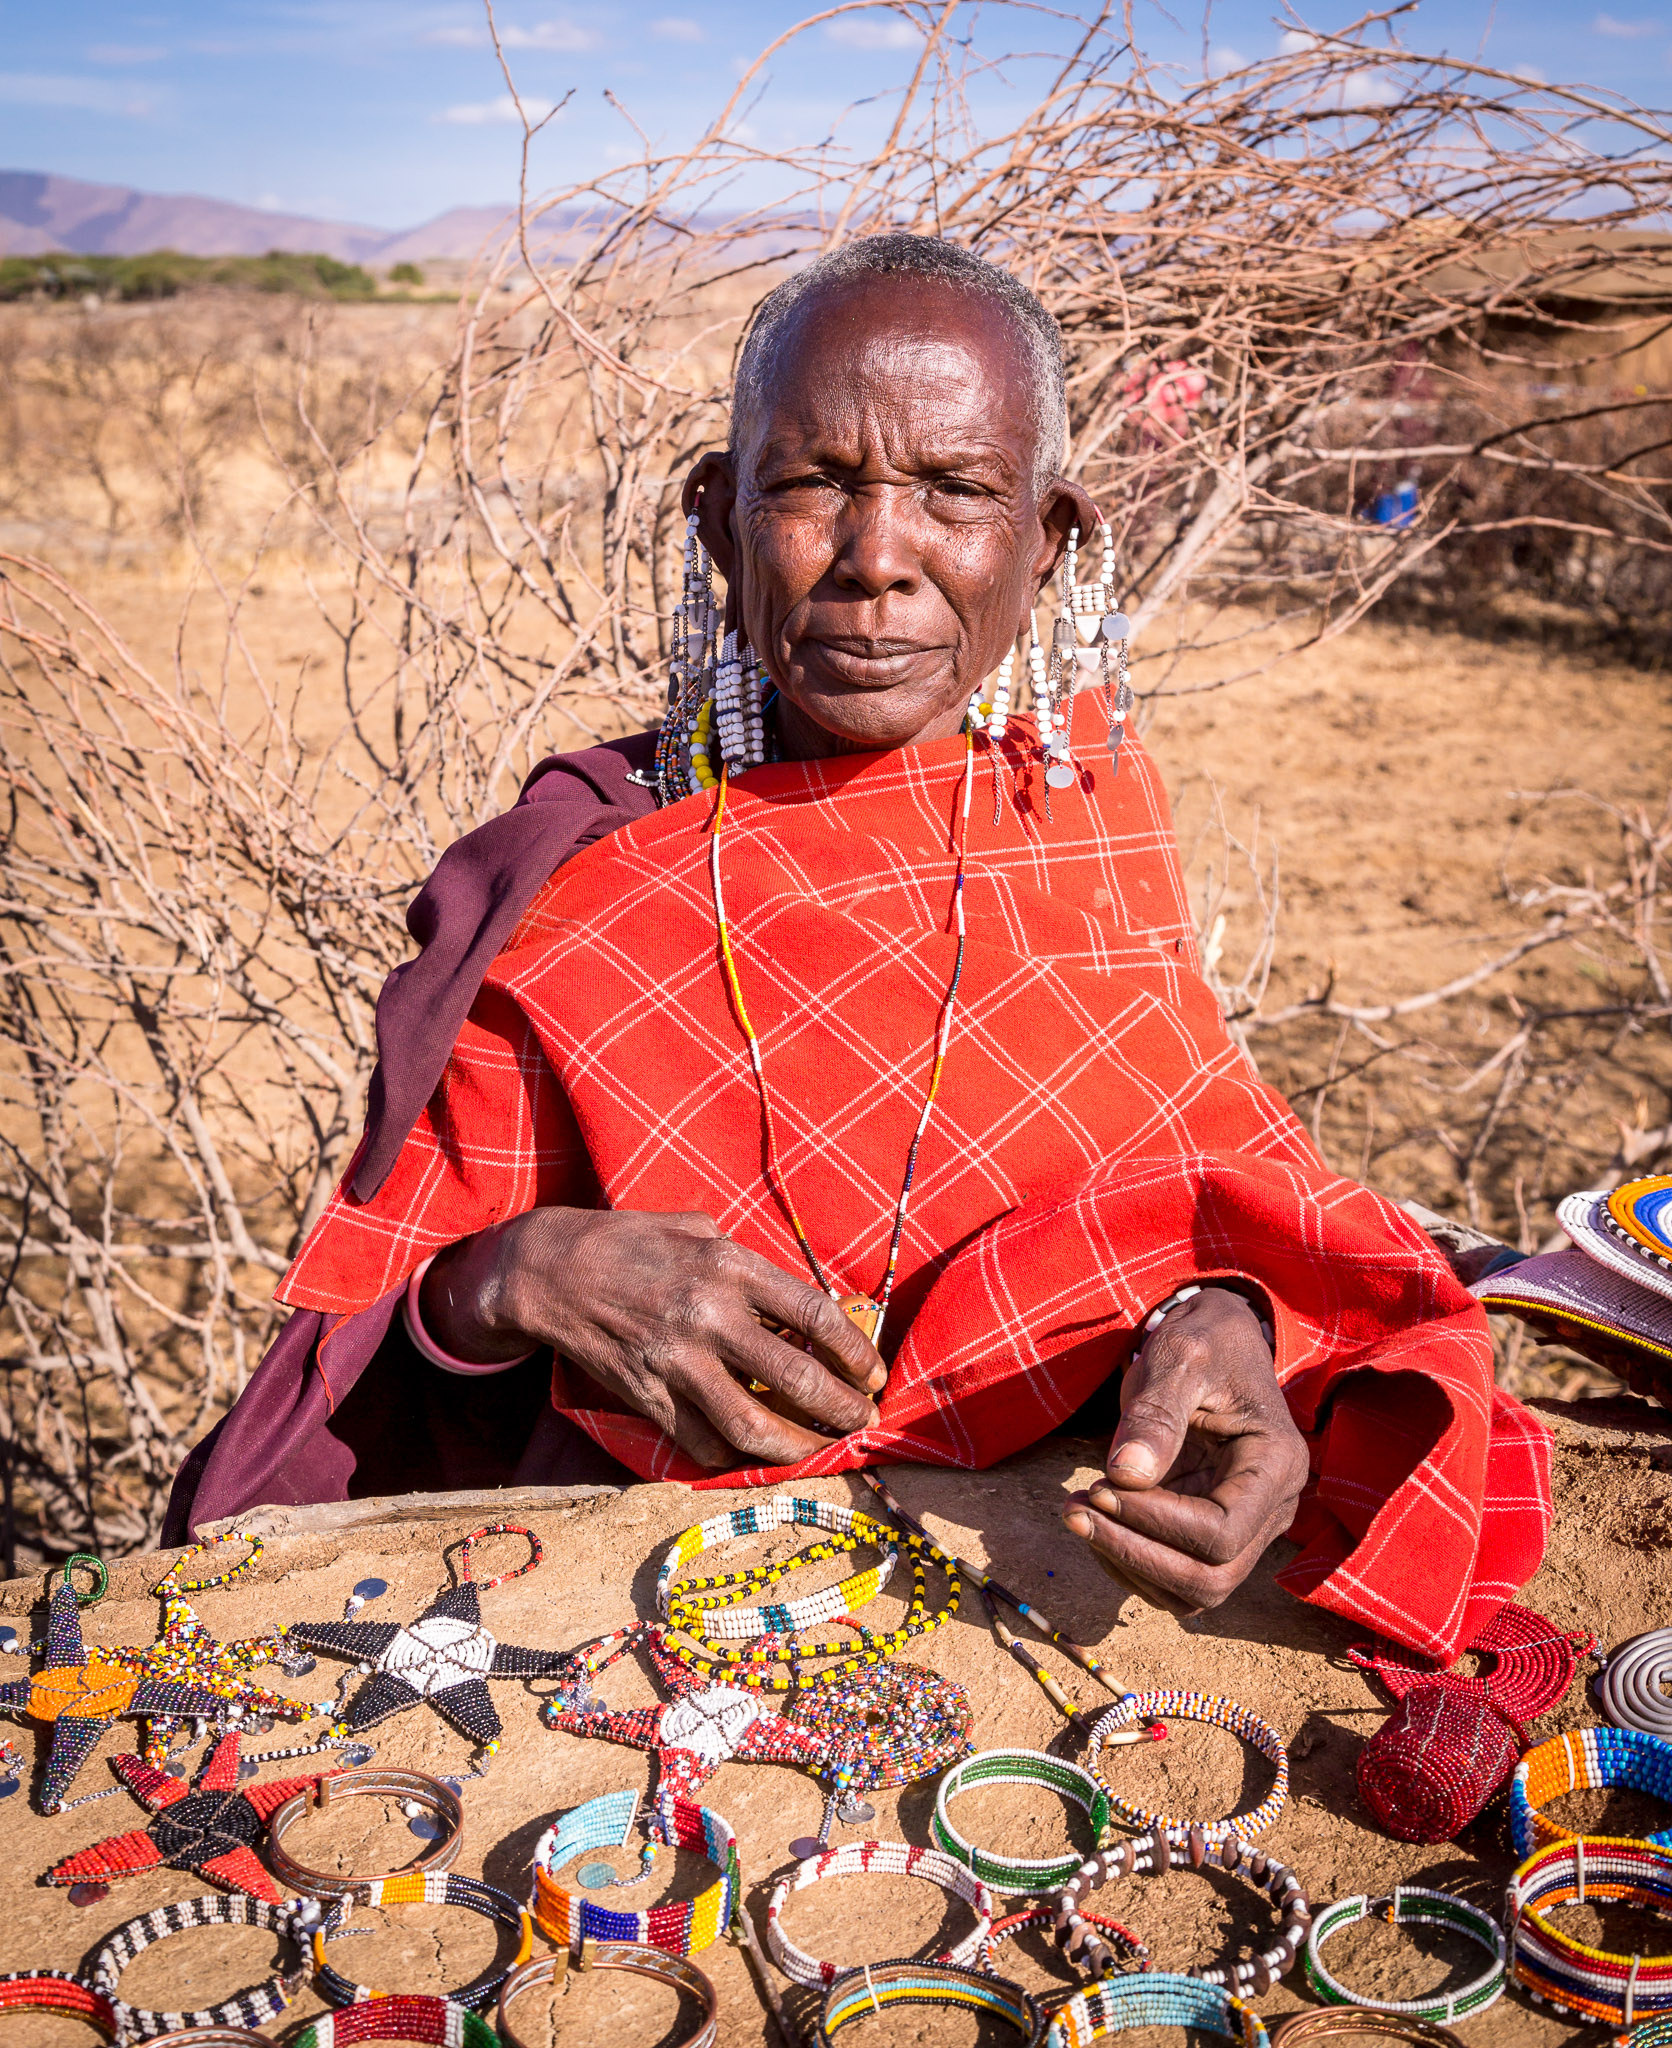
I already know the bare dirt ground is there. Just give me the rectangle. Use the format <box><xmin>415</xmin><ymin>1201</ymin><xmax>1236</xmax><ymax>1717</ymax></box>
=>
<box><xmin>1</xmin><ymin>1410</ymin><xmax>1669</xmax><ymax>2047</ymax></box>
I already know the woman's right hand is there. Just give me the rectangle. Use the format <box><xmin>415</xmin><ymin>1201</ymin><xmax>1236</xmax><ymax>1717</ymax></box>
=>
<box><xmin>417</xmin><ymin>1207</ymin><xmax>887</xmax><ymax>1470</ymax></box>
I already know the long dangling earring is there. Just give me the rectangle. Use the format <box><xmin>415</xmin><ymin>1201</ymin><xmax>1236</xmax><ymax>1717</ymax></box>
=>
<box><xmin>656</xmin><ymin>507</ymin><xmax>722</xmax><ymax>802</ymax></box>
<box><xmin>1087</xmin><ymin>514</ymin><xmax>1133</xmax><ymax>773</ymax></box>
<box><xmin>1043</xmin><ymin>526</ymin><xmax>1078</xmax><ymax>795</ymax></box>
<box><xmin>714</xmin><ymin>630</ymin><xmax>767</xmax><ymax>776</ymax></box>
<box><xmin>969</xmin><ymin>644</ymin><xmax>1016</xmax><ymax>826</ymax></box>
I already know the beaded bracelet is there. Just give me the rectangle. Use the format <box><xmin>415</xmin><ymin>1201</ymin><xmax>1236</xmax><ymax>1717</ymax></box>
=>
<box><xmin>1044</xmin><ymin>1973</ymin><xmax>1271</xmax><ymax>2048</ymax></box>
<box><xmin>1617</xmin><ymin>2017</ymin><xmax>1672</xmax><ymax>2048</ymax></box>
<box><xmin>989</xmin><ymin>1904</ymin><xmax>1150</xmax><ymax>1973</ymax></box>
<box><xmin>532</xmin><ymin>1787</ymin><xmax>738</xmax><ymax>1956</ymax></box>
<box><xmin>148</xmin><ymin>2032</ymin><xmax>277</xmax><ymax>2047</ymax></box>
<box><xmin>1508</xmin><ymin>1836</ymin><xmax>1672</xmax><ymax>2027</ymax></box>
<box><xmin>498</xmin><ymin>1946</ymin><xmax>720</xmax><ymax>2048</ymax></box>
<box><xmin>288</xmin><ymin>2000</ymin><xmax>501</xmax><ymax>2048</ymax></box>
<box><xmin>313</xmin><ymin>1869</ymin><xmax>533</xmax><ymax>2011</ymax></box>
<box><xmin>89</xmin><ymin>1895</ymin><xmax>325</xmax><ymax>2041</ymax></box>
<box><xmin>660</xmin><ymin>1497</ymin><xmax>901</xmax><ymax>1639</ymax></box>
<box><xmin>817</xmin><ymin>1960</ymin><xmax>1046</xmax><ymax>2048</ymax></box>
<box><xmin>266</xmin><ymin>1766</ymin><xmax>465</xmax><ymax>1896</ymax></box>
<box><xmin>1510</xmin><ymin>1726</ymin><xmax>1672</xmax><ymax>1856</ymax></box>
<box><xmin>1305</xmin><ymin>1887</ymin><xmax>1506</xmax><ymax>2025</ymax></box>
<box><xmin>766</xmin><ymin>1839</ymin><xmax>995</xmax><ymax>1988</ymax></box>
<box><xmin>1054</xmin><ymin>1827</ymin><xmax>1309</xmax><ymax>1995</ymax></box>
<box><xmin>932</xmin><ymin>1749</ymin><xmax>1113</xmax><ymax>1895</ymax></box>
<box><xmin>0</xmin><ymin>1972</ymin><xmax>118</xmax><ymax>2041</ymax></box>
<box><xmin>1271</xmin><ymin>2016</ymin><xmax>1467</xmax><ymax>2046</ymax></box>
<box><xmin>1084</xmin><ymin>1689</ymin><xmax>1289</xmax><ymax>1841</ymax></box>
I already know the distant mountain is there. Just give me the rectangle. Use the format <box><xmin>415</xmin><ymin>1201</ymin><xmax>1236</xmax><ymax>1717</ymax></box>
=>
<box><xmin>0</xmin><ymin>171</ymin><xmax>524</xmax><ymax>265</ymax></box>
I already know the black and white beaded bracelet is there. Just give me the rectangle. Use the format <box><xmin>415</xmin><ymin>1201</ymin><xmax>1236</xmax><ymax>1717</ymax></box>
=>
<box><xmin>1053</xmin><ymin>1826</ymin><xmax>1310</xmax><ymax>1996</ymax></box>
<box><xmin>89</xmin><ymin>1895</ymin><xmax>330</xmax><ymax>2042</ymax></box>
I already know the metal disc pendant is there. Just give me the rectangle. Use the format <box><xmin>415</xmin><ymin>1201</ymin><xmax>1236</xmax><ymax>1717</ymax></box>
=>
<box><xmin>342</xmin><ymin>1744</ymin><xmax>375</xmax><ymax>1767</ymax></box>
<box><xmin>1101</xmin><ymin>612</ymin><xmax>1131</xmax><ymax>642</ymax></box>
<box><xmin>788</xmin><ymin>1836</ymin><xmax>823</xmax><ymax>1862</ymax></box>
<box><xmin>408</xmin><ymin>1814</ymin><xmax>444</xmax><ymax>1841</ymax></box>
<box><xmin>0</xmin><ymin>1777</ymin><xmax>18</xmax><ymax>1798</ymax></box>
<box><xmin>577</xmin><ymin>1860</ymin><xmax>621</xmax><ymax>1889</ymax></box>
<box><xmin>352</xmin><ymin>1578</ymin><xmax>388</xmax><ymax>1602</ymax></box>
<box><xmin>238</xmin><ymin>1758</ymin><xmax>259</xmax><ymax>1781</ymax></box>
<box><xmin>836</xmin><ymin>1797</ymin><xmax>876</xmax><ymax>1824</ymax></box>
<box><xmin>69</xmin><ymin>1882</ymin><xmax>111</xmax><ymax>1907</ymax></box>
<box><xmin>282</xmin><ymin>1652</ymin><xmax>317</xmax><ymax>1679</ymax></box>
<box><xmin>0</xmin><ymin>1627</ymin><xmax>17</xmax><ymax>1653</ymax></box>
<box><xmin>1045</xmin><ymin>760</ymin><xmax>1076</xmax><ymax>789</ymax></box>
<box><xmin>1106</xmin><ymin>725</ymin><xmax>1126</xmax><ymax>755</ymax></box>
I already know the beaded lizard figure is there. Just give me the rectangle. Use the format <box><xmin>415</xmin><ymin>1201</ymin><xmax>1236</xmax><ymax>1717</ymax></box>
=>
<box><xmin>42</xmin><ymin>1728</ymin><xmax>338</xmax><ymax>1902</ymax></box>
<box><xmin>285</xmin><ymin>1524</ymin><xmax>572</xmax><ymax>1764</ymax></box>
<box><xmin>0</xmin><ymin>1556</ymin><xmax>278</xmax><ymax>1814</ymax></box>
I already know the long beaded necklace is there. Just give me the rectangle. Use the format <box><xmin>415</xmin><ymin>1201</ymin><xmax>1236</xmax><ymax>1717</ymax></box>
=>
<box><xmin>708</xmin><ymin>724</ymin><xmax>976</xmax><ymax>1350</ymax></box>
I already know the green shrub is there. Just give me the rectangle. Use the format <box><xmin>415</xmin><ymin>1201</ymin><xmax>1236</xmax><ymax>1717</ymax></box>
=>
<box><xmin>389</xmin><ymin>261</ymin><xmax>425</xmax><ymax>286</ymax></box>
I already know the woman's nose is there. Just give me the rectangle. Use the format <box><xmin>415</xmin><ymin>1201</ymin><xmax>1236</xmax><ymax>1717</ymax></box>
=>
<box><xmin>830</xmin><ymin>487</ymin><xmax>923</xmax><ymax>596</ymax></box>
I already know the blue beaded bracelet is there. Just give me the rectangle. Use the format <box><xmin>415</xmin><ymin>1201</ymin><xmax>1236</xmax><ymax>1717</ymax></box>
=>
<box><xmin>1510</xmin><ymin>1726</ymin><xmax>1672</xmax><ymax>1857</ymax></box>
<box><xmin>1045</xmin><ymin>1972</ymin><xmax>1270</xmax><ymax>2048</ymax></box>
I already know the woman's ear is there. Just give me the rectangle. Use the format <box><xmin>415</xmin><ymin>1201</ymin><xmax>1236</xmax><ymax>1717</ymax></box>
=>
<box><xmin>1032</xmin><ymin>476</ymin><xmax>1102</xmax><ymax>598</ymax></box>
<box><xmin>684</xmin><ymin>451</ymin><xmax>738</xmax><ymax>581</ymax></box>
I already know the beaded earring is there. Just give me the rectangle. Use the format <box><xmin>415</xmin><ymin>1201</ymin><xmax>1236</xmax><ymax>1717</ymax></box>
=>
<box><xmin>1075</xmin><ymin>514</ymin><xmax>1133</xmax><ymax>770</ymax></box>
<box><xmin>1042</xmin><ymin>528</ymin><xmax>1079</xmax><ymax>796</ymax></box>
<box><xmin>656</xmin><ymin>508</ymin><xmax>771</xmax><ymax>802</ymax></box>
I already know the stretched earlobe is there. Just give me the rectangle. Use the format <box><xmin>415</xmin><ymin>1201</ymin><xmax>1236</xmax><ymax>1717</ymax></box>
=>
<box><xmin>684</xmin><ymin>451</ymin><xmax>739</xmax><ymax>580</ymax></box>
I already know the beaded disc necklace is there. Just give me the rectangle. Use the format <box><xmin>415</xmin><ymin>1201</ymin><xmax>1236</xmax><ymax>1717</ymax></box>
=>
<box><xmin>708</xmin><ymin>725</ymin><xmax>976</xmax><ymax>1350</ymax></box>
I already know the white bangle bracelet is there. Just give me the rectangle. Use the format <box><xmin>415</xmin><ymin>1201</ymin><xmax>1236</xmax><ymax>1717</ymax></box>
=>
<box><xmin>766</xmin><ymin>1840</ymin><xmax>994</xmax><ymax>1987</ymax></box>
<box><xmin>1143</xmin><ymin>1284</ymin><xmax>1274</xmax><ymax>1350</ymax></box>
<box><xmin>402</xmin><ymin>1254</ymin><xmax>537</xmax><ymax>1377</ymax></box>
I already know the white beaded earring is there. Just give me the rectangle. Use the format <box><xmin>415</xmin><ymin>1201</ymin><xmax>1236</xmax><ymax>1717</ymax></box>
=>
<box><xmin>1074</xmin><ymin>514</ymin><xmax>1133</xmax><ymax>773</ymax></box>
<box><xmin>655</xmin><ymin>509</ymin><xmax>723</xmax><ymax>801</ymax></box>
<box><xmin>714</xmin><ymin>630</ymin><xmax>768</xmax><ymax>776</ymax></box>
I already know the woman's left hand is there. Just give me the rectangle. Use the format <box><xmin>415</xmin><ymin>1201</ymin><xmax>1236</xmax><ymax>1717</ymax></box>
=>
<box><xmin>1061</xmin><ymin>1286</ymin><xmax>1308</xmax><ymax>1616</ymax></box>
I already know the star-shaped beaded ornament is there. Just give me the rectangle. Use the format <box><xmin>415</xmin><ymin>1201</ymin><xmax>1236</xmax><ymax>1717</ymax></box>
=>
<box><xmin>545</xmin><ymin>1622</ymin><xmax>832</xmax><ymax>1801</ymax></box>
<box><xmin>285</xmin><ymin>1524</ymin><xmax>572</xmax><ymax>1761</ymax></box>
<box><xmin>42</xmin><ymin>1729</ymin><xmax>337</xmax><ymax>1902</ymax></box>
<box><xmin>0</xmin><ymin>1557</ymin><xmax>269</xmax><ymax>1814</ymax></box>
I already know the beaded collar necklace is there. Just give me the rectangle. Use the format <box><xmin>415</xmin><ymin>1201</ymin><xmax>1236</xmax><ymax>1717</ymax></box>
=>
<box><xmin>708</xmin><ymin>726</ymin><xmax>976</xmax><ymax>1348</ymax></box>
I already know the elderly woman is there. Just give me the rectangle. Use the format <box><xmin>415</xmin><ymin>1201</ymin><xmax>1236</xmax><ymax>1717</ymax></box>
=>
<box><xmin>167</xmin><ymin>237</ymin><xmax>1549</xmax><ymax>1659</ymax></box>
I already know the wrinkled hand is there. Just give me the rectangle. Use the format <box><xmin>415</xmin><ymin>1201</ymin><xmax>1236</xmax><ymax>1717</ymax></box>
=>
<box><xmin>1062</xmin><ymin>1286</ymin><xmax>1307</xmax><ymax>1616</ymax></box>
<box><xmin>420</xmin><ymin>1207</ymin><xmax>885</xmax><ymax>1470</ymax></box>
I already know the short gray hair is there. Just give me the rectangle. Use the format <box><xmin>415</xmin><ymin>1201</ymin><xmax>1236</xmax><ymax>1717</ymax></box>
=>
<box><xmin>730</xmin><ymin>234</ymin><xmax>1067</xmax><ymax>492</ymax></box>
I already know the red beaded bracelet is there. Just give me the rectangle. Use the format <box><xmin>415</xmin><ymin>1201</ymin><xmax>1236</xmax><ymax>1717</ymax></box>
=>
<box><xmin>0</xmin><ymin>1972</ymin><xmax>119</xmax><ymax>2040</ymax></box>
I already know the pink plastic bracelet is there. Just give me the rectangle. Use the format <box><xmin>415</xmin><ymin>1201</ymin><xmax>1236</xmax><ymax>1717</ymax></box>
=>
<box><xmin>403</xmin><ymin>1256</ymin><xmax>537</xmax><ymax>1377</ymax></box>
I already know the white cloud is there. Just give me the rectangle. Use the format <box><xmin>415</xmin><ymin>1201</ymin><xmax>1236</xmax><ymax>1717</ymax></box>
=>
<box><xmin>1208</xmin><ymin>42</ymin><xmax>1246</xmax><ymax>73</ymax></box>
<box><xmin>1278</xmin><ymin>28</ymin><xmax>1317</xmax><ymax>51</ymax></box>
<box><xmin>0</xmin><ymin>72</ymin><xmax>153</xmax><ymax>113</ymax></box>
<box><xmin>825</xmin><ymin>16</ymin><xmax>924</xmax><ymax>50</ymax></box>
<box><xmin>1513</xmin><ymin>61</ymin><xmax>1547</xmax><ymax>80</ymax></box>
<box><xmin>652</xmin><ymin>15</ymin><xmax>703</xmax><ymax>40</ymax></box>
<box><xmin>436</xmin><ymin>92</ymin><xmax>561</xmax><ymax>123</ymax></box>
<box><xmin>1594</xmin><ymin>11</ymin><xmax>1661</xmax><ymax>32</ymax></box>
<box><xmin>501</xmin><ymin>19</ymin><xmax>601</xmax><ymax>49</ymax></box>
<box><xmin>421</xmin><ymin>23</ymin><xmax>484</xmax><ymax>43</ymax></box>
<box><xmin>1340</xmin><ymin>68</ymin><xmax>1398</xmax><ymax>106</ymax></box>
<box><xmin>87</xmin><ymin>43</ymin><xmax>166</xmax><ymax>64</ymax></box>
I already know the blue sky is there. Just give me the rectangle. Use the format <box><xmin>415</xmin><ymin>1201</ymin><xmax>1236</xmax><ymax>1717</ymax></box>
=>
<box><xmin>0</xmin><ymin>1</ymin><xmax>1664</xmax><ymax>230</ymax></box>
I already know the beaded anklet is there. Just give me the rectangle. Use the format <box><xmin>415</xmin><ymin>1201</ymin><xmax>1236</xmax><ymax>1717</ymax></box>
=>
<box><xmin>1084</xmin><ymin>1689</ymin><xmax>1289</xmax><ymax>1841</ymax></box>
<box><xmin>89</xmin><ymin>1894</ymin><xmax>326</xmax><ymax>2041</ymax></box>
<box><xmin>313</xmin><ymin>1869</ymin><xmax>532</xmax><ymax>2011</ymax></box>
<box><xmin>1508</xmin><ymin>1835</ymin><xmax>1672</xmax><ymax>2027</ymax></box>
<box><xmin>932</xmin><ymin>1748</ymin><xmax>1112</xmax><ymax>1896</ymax></box>
<box><xmin>817</xmin><ymin>1960</ymin><xmax>1046</xmax><ymax>2048</ymax></box>
<box><xmin>1053</xmin><ymin>1827</ymin><xmax>1309</xmax><ymax>1995</ymax></box>
<box><xmin>1510</xmin><ymin>1726</ymin><xmax>1672</xmax><ymax>1855</ymax></box>
<box><xmin>1272</xmin><ymin>2016</ymin><xmax>1467</xmax><ymax>2046</ymax></box>
<box><xmin>0</xmin><ymin>1972</ymin><xmax>119</xmax><ymax>2041</ymax></box>
<box><xmin>1598</xmin><ymin>1630</ymin><xmax>1672</xmax><ymax>1741</ymax></box>
<box><xmin>498</xmin><ymin>1947</ymin><xmax>719</xmax><ymax>2048</ymax></box>
<box><xmin>766</xmin><ymin>1840</ymin><xmax>995</xmax><ymax>1987</ymax></box>
<box><xmin>1045</xmin><ymin>1973</ymin><xmax>1271</xmax><ymax>2048</ymax></box>
<box><xmin>532</xmin><ymin>1787</ymin><xmax>739</xmax><ymax>1956</ymax></box>
<box><xmin>288</xmin><ymin>2001</ymin><xmax>500</xmax><ymax>2048</ymax></box>
<box><xmin>1304</xmin><ymin>1887</ymin><xmax>1505</xmax><ymax>2025</ymax></box>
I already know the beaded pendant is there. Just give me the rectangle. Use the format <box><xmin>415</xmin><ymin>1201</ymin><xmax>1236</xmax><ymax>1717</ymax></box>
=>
<box><xmin>42</xmin><ymin>1729</ymin><xmax>338</xmax><ymax>1902</ymax></box>
<box><xmin>286</xmin><ymin>1525</ymin><xmax>574</xmax><ymax>1761</ymax></box>
<box><xmin>0</xmin><ymin>1559</ymin><xmax>266</xmax><ymax>1813</ymax></box>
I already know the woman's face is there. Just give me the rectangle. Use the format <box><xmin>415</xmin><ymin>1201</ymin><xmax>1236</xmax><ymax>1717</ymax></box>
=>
<box><xmin>688</xmin><ymin>274</ymin><xmax>1094</xmax><ymax>759</ymax></box>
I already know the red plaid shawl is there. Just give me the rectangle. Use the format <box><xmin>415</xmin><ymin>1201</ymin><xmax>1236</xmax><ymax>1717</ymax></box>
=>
<box><xmin>282</xmin><ymin>704</ymin><xmax>1550</xmax><ymax>1659</ymax></box>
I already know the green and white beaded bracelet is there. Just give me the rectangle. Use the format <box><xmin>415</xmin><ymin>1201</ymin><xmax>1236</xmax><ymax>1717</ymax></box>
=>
<box><xmin>1306</xmin><ymin>1887</ymin><xmax>1506</xmax><ymax>2027</ymax></box>
<box><xmin>933</xmin><ymin>1749</ymin><xmax>1112</xmax><ymax>1896</ymax></box>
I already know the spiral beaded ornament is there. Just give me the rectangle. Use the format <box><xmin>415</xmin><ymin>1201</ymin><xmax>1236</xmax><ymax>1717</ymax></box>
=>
<box><xmin>1510</xmin><ymin>1726</ymin><xmax>1672</xmax><ymax>1855</ymax></box>
<box><xmin>1507</xmin><ymin>1835</ymin><xmax>1672</xmax><ymax>2027</ymax></box>
<box><xmin>1084</xmin><ymin>1688</ymin><xmax>1289</xmax><ymax>1841</ymax></box>
<box><xmin>786</xmin><ymin>1659</ymin><xmax>973</xmax><ymax>1794</ymax></box>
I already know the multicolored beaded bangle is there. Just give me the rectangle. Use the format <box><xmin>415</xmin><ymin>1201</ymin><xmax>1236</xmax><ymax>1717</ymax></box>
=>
<box><xmin>1044</xmin><ymin>1973</ymin><xmax>1271</xmax><ymax>2047</ymax></box>
<box><xmin>531</xmin><ymin>1787</ymin><xmax>738</xmax><ymax>1956</ymax></box>
<box><xmin>0</xmin><ymin>1972</ymin><xmax>119</xmax><ymax>2040</ymax></box>
<box><xmin>1084</xmin><ymin>1689</ymin><xmax>1289</xmax><ymax>1841</ymax></box>
<box><xmin>932</xmin><ymin>1749</ymin><xmax>1112</xmax><ymax>1895</ymax></box>
<box><xmin>1271</xmin><ymin>2015</ymin><xmax>1467</xmax><ymax>2046</ymax></box>
<box><xmin>313</xmin><ymin>1869</ymin><xmax>533</xmax><ymax>2011</ymax></box>
<box><xmin>660</xmin><ymin>1498</ymin><xmax>901</xmax><ymax>1639</ymax></box>
<box><xmin>1507</xmin><ymin>1835</ymin><xmax>1672</xmax><ymax>2027</ymax></box>
<box><xmin>1617</xmin><ymin>2016</ymin><xmax>1672</xmax><ymax>2047</ymax></box>
<box><xmin>498</xmin><ymin>1946</ymin><xmax>720</xmax><ymax>2048</ymax></box>
<box><xmin>1510</xmin><ymin>1726</ymin><xmax>1672</xmax><ymax>1856</ymax></box>
<box><xmin>287</xmin><ymin>2000</ymin><xmax>500</xmax><ymax>2048</ymax></box>
<box><xmin>1053</xmin><ymin>1827</ymin><xmax>1310</xmax><ymax>1995</ymax></box>
<box><xmin>1305</xmin><ymin>1887</ymin><xmax>1505</xmax><ymax>2025</ymax></box>
<box><xmin>766</xmin><ymin>1839</ymin><xmax>995</xmax><ymax>1988</ymax></box>
<box><xmin>88</xmin><ymin>1895</ymin><xmax>324</xmax><ymax>2041</ymax></box>
<box><xmin>817</xmin><ymin>1960</ymin><xmax>1046</xmax><ymax>2048</ymax></box>
<box><xmin>266</xmin><ymin>1766</ymin><xmax>464</xmax><ymax>1897</ymax></box>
